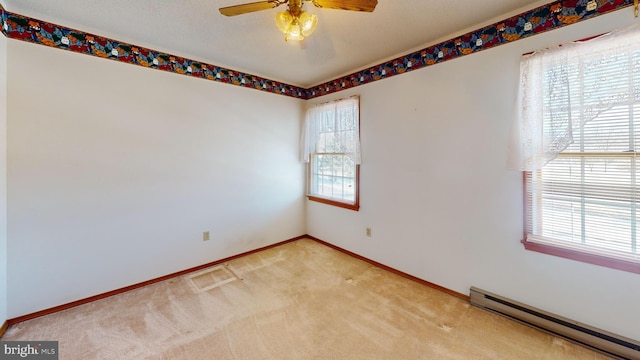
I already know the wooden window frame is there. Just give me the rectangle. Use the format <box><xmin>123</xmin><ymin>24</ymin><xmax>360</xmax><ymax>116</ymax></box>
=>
<box><xmin>521</xmin><ymin>237</ymin><xmax>640</xmax><ymax>274</ymax></box>
<box><xmin>306</xmin><ymin>96</ymin><xmax>361</xmax><ymax>211</ymax></box>
<box><xmin>519</xmin><ymin>31</ymin><xmax>640</xmax><ymax>274</ymax></box>
<box><xmin>307</xmin><ymin>164</ymin><xmax>360</xmax><ymax>211</ymax></box>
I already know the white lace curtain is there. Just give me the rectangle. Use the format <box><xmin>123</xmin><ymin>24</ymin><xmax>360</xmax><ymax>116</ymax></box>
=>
<box><xmin>301</xmin><ymin>96</ymin><xmax>361</xmax><ymax>164</ymax></box>
<box><xmin>511</xmin><ymin>23</ymin><xmax>640</xmax><ymax>171</ymax></box>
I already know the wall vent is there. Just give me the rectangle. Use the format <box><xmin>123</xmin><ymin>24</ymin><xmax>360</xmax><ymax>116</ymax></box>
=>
<box><xmin>470</xmin><ymin>287</ymin><xmax>640</xmax><ymax>360</ymax></box>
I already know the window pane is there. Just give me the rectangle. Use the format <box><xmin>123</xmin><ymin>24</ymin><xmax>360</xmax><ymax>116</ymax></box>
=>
<box><xmin>343</xmin><ymin>156</ymin><xmax>356</xmax><ymax>201</ymax></box>
<box><xmin>540</xmin><ymin>196</ymin><xmax>582</xmax><ymax>242</ymax></box>
<box><xmin>306</xmin><ymin>97</ymin><xmax>359</xmax><ymax>208</ymax></box>
<box><xmin>583</xmin><ymin>201</ymin><xmax>633</xmax><ymax>253</ymax></box>
<box><xmin>540</xmin><ymin>157</ymin><xmax>583</xmax><ymax>242</ymax></box>
<box><xmin>538</xmin><ymin>156</ymin><xmax>637</xmax><ymax>254</ymax></box>
<box><xmin>570</xmin><ymin>105</ymin><xmax>635</xmax><ymax>152</ymax></box>
<box><xmin>311</xmin><ymin>154</ymin><xmax>356</xmax><ymax>202</ymax></box>
<box><xmin>522</xmin><ymin>28</ymin><xmax>640</xmax><ymax>270</ymax></box>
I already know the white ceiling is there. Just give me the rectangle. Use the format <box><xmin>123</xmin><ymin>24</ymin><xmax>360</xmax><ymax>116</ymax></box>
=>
<box><xmin>2</xmin><ymin>0</ymin><xmax>550</xmax><ymax>88</ymax></box>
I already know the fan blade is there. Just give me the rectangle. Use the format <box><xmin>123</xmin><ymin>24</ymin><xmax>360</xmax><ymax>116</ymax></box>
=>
<box><xmin>219</xmin><ymin>1</ymin><xmax>280</xmax><ymax>16</ymax></box>
<box><xmin>311</xmin><ymin>0</ymin><xmax>377</xmax><ymax>12</ymax></box>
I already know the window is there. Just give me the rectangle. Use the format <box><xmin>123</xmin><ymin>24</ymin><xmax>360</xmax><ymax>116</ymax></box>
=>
<box><xmin>516</xmin><ymin>25</ymin><xmax>640</xmax><ymax>273</ymax></box>
<box><xmin>302</xmin><ymin>96</ymin><xmax>360</xmax><ymax>210</ymax></box>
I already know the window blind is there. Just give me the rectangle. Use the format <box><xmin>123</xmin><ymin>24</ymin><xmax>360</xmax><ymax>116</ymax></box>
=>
<box><xmin>522</xmin><ymin>25</ymin><xmax>640</xmax><ymax>265</ymax></box>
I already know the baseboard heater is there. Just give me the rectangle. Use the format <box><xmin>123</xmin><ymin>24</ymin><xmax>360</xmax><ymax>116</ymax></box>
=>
<box><xmin>469</xmin><ymin>287</ymin><xmax>640</xmax><ymax>360</ymax></box>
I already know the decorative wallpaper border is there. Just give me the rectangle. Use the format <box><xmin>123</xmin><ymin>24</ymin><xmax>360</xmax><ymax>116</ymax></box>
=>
<box><xmin>0</xmin><ymin>4</ymin><xmax>6</xmax><ymax>36</ymax></box>
<box><xmin>0</xmin><ymin>3</ymin><xmax>307</xmax><ymax>99</ymax></box>
<box><xmin>0</xmin><ymin>0</ymin><xmax>635</xmax><ymax>100</ymax></box>
<box><xmin>308</xmin><ymin>0</ymin><xmax>634</xmax><ymax>97</ymax></box>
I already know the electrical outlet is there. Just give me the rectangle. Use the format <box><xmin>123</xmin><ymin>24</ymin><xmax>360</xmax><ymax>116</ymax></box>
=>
<box><xmin>366</xmin><ymin>228</ymin><xmax>372</xmax><ymax>237</ymax></box>
<box><xmin>203</xmin><ymin>231</ymin><xmax>210</xmax><ymax>241</ymax></box>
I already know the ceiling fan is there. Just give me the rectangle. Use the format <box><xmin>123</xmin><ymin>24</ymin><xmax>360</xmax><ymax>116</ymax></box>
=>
<box><xmin>219</xmin><ymin>0</ymin><xmax>378</xmax><ymax>41</ymax></box>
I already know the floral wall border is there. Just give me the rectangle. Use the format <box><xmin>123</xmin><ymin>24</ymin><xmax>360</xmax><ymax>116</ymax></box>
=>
<box><xmin>0</xmin><ymin>1</ymin><xmax>635</xmax><ymax>100</ymax></box>
<box><xmin>0</xmin><ymin>3</ymin><xmax>307</xmax><ymax>99</ymax></box>
<box><xmin>308</xmin><ymin>0</ymin><xmax>634</xmax><ymax>97</ymax></box>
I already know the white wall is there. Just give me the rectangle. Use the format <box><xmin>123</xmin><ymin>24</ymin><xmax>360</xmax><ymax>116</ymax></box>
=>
<box><xmin>4</xmin><ymin>3</ymin><xmax>639</xmax><ymax>342</ymax></box>
<box><xmin>307</xmin><ymin>9</ymin><xmax>640</xmax><ymax>340</ymax></box>
<box><xmin>0</xmin><ymin>27</ymin><xmax>8</xmax><ymax>326</ymax></box>
<box><xmin>6</xmin><ymin>40</ymin><xmax>305</xmax><ymax>317</ymax></box>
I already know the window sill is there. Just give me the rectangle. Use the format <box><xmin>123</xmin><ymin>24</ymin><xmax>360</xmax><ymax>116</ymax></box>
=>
<box><xmin>522</xmin><ymin>239</ymin><xmax>640</xmax><ymax>274</ymax></box>
<box><xmin>307</xmin><ymin>195</ymin><xmax>360</xmax><ymax>211</ymax></box>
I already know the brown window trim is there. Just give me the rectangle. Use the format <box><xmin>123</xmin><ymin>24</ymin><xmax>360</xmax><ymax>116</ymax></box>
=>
<box><xmin>307</xmin><ymin>164</ymin><xmax>360</xmax><ymax>211</ymax></box>
<box><xmin>521</xmin><ymin>239</ymin><xmax>640</xmax><ymax>274</ymax></box>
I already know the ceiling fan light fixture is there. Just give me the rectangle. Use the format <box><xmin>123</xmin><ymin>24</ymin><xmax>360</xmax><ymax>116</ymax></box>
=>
<box><xmin>274</xmin><ymin>11</ymin><xmax>293</xmax><ymax>33</ymax></box>
<box><xmin>299</xmin><ymin>11</ymin><xmax>318</xmax><ymax>36</ymax></box>
<box><xmin>285</xmin><ymin>19</ymin><xmax>304</xmax><ymax>41</ymax></box>
<box><xmin>221</xmin><ymin>0</ymin><xmax>378</xmax><ymax>41</ymax></box>
<box><xmin>274</xmin><ymin>6</ymin><xmax>317</xmax><ymax>42</ymax></box>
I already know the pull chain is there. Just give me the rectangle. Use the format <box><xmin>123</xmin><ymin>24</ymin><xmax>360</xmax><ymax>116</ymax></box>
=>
<box><xmin>636</xmin><ymin>0</ymin><xmax>639</xmax><ymax>17</ymax></box>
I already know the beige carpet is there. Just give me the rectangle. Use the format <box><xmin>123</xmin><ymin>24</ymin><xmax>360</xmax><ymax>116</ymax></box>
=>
<box><xmin>4</xmin><ymin>239</ymin><xmax>611</xmax><ymax>359</ymax></box>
